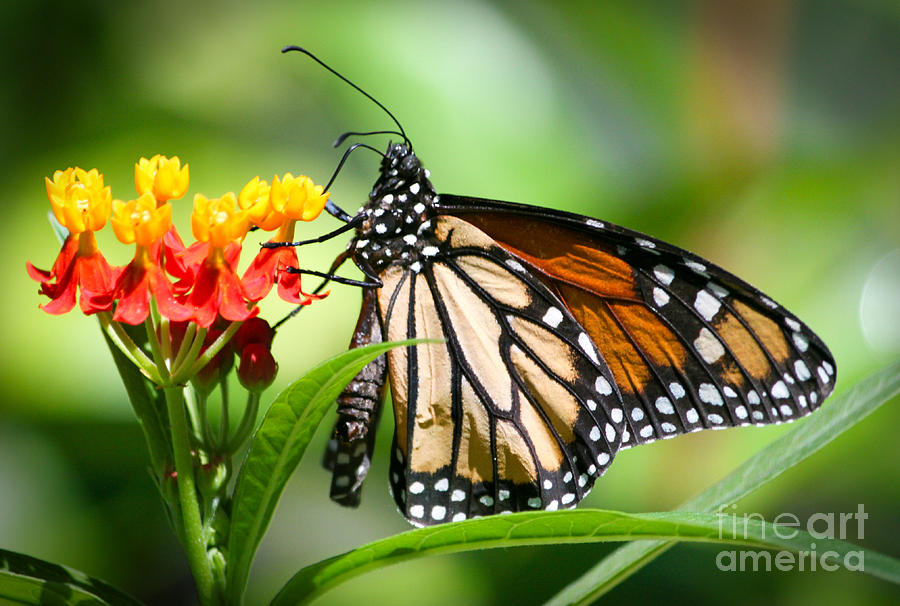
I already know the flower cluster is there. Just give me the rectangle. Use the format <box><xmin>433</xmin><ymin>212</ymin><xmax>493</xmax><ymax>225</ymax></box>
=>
<box><xmin>28</xmin><ymin>155</ymin><xmax>328</xmax><ymax>329</ymax></box>
<box><xmin>27</xmin><ymin>154</ymin><xmax>337</xmax><ymax>606</ymax></box>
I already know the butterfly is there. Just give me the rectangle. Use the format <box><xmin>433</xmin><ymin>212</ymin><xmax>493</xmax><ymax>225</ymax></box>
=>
<box><xmin>283</xmin><ymin>47</ymin><xmax>837</xmax><ymax>527</ymax></box>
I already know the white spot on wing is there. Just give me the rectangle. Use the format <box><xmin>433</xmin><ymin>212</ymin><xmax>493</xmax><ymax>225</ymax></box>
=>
<box><xmin>655</xmin><ymin>397</ymin><xmax>674</xmax><ymax>415</ymax></box>
<box><xmin>595</xmin><ymin>376</ymin><xmax>613</xmax><ymax>395</ymax></box>
<box><xmin>605</xmin><ymin>423</ymin><xmax>616</xmax><ymax>442</ymax></box>
<box><xmin>653</xmin><ymin>287</ymin><xmax>670</xmax><ymax>307</ymax></box>
<box><xmin>542</xmin><ymin>306</ymin><xmax>563</xmax><ymax>328</ymax></box>
<box><xmin>409</xmin><ymin>183</ymin><xmax>420</xmax><ymax>194</ymax></box>
<box><xmin>409</xmin><ymin>481</ymin><xmax>425</xmax><ymax>494</ymax></box>
<box><xmin>707</xmin><ymin>282</ymin><xmax>729</xmax><ymax>298</ymax></box>
<box><xmin>578</xmin><ymin>332</ymin><xmax>599</xmax><ymax>364</ymax></box>
<box><xmin>694</xmin><ymin>327</ymin><xmax>725</xmax><ymax>363</ymax></box>
<box><xmin>699</xmin><ymin>383</ymin><xmax>723</xmax><ymax>405</ymax></box>
<box><xmin>505</xmin><ymin>259</ymin><xmax>525</xmax><ymax>272</ymax></box>
<box><xmin>653</xmin><ymin>264</ymin><xmax>675</xmax><ymax>285</ymax></box>
<box><xmin>694</xmin><ymin>290</ymin><xmax>721</xmax><ymax>321</ymax></box>
<box><xmin>771</xmin><ymin>381</ymin><xmax>790</xmax><ymax>399</ymax></box>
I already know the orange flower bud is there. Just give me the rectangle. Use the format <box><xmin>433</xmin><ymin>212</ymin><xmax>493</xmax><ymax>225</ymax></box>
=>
<box><xmin>44</xmin><ymin>167</ymin><xmax>112</xmax><ymax>234</ymax></box>
<box><xmin>270</xmin><ymin>173</ymin><xmax>328</xmax><ymax>222</ymax></box>
<box><xmin>135</xmin><ymin>155</ymin><xmax>190</xmax><ymax>203</ymax></box>
<box><xmin>191</xmin><ymin>193</ymin><xmax>249</xmax><ymax>249</ymax></box>
<box><xmin>111</xmin><ymin>193</ymin><xmax>173</xmax><ymax>247</ymax></box>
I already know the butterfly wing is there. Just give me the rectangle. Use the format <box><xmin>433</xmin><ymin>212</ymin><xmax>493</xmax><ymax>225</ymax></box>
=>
<box><xmin>434</xmin><ymin>194</ymin><xmax>836</xmax><ymax>448</ymax></box>
<box><xmin>377</xmin><ymin>216</ymin><xmax>628</xmax><ymax>525</ymax></box>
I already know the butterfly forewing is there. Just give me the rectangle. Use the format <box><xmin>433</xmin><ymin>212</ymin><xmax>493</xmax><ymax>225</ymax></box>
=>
<box><xmin>436</xmin><ymin>196</ymin><xmax>836</xmax><ymax>448</ymax></box>
<box><xmin>376</xmin><ymin>216</ymin><xmax>625</xmax><ymax>525</ymax></box>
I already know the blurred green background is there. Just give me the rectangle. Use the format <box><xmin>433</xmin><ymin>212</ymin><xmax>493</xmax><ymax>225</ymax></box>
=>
<box><xmin>2</xmin><ymin>0</ymin><xmax>898</xmax><ymax>604</ymax></box>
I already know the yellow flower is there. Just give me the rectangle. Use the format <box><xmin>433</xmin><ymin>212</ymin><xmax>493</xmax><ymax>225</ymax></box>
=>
<box><xmin>45</xmin><ymin>167</ymin><xmax>112</xmax><ymax>234</ymax></box>
<box><xmin>238</xmin><ymin>177</ymin><xmax>284</xmax><ymax>231</ymax></box>
<box><xmin>135</xmin><ymin>155</ymin><xmax>190</xmax><ymax>203</ymax></box>
<box><xmin>111</xmin><ymin>193</ymin><xmax>173</xmax><ymax>248</ymax></box>
<box><xmin>191</xmin><ymin>192</ymin><xmax>249</xmax><ymax>249</ymax></box>
<box><xmin>270</xmin><ymin>173</ymin><xmax>328</xmax><ymax>222</ymax></box>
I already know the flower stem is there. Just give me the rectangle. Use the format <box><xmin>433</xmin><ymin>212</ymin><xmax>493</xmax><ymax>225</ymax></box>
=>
<box><xmin>225</xmin><ymin>392</ymin><xmax>260</xmax><ymax>453</ymax></box>
<box><xmin>145</xmin><ymin>316</ymin><xmax>170</xmax><ymax>383</ymax></box>
<box><xmin>182</xmin><ymin>321</ymin><xmax>242</xmax><ymax>380</ymax></box>
<box><xmin>99</xmin><ymin>313</ymin><xmax>163</xmax><ymax>383</ymax></box>
<box><xmin>164</xmin><ymin>385</ymin><xmax>220</xmax><ymax>606</ymax></box>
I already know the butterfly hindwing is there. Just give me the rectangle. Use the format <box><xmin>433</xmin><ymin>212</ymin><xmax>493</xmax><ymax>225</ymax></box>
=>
<box><xmin>377</xmin><ymin>216</ymin><xmax>627</xmax><ymax>525</ymax></box>
<box><xmin>435</xmin><ymin>195</ymin><xmax>836</xmax><ymax>448</ymax></box>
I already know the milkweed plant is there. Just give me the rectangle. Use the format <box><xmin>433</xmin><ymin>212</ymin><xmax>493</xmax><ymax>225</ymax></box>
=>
<box><xmin>10</xmin><ymin>155</ymin><xmax>900</xmax><ymax>606</ymax></box>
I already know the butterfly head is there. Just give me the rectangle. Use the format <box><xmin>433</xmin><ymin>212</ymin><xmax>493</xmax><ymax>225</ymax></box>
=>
<box><xmin>352</xmin><ymin>143</ymin><xmax>438</xmax><ymax>272</ymax></box>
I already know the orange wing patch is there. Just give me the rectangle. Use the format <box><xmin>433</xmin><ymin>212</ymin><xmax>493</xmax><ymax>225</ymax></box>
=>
<box><xmin>460</xmin><ymin>214</ymin><xmax>641</xmax><ymax>302</ymax></box>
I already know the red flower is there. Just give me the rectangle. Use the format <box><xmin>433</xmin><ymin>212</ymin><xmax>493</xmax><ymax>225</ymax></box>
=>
<box><xmin>242</xmin><ymin>243</ymin><xmax>327</xmax><ymax>304</ymax></box>
<box><xmin>187</xmin><ymin>246</ymin><xmax>257</xmax><ymax>327</ymax></box>
<box><xmin>185</xmin><ymin>193</ymin><xmax>256</xmax><ymax>327</ymax></box>
<box><xmin>28</xmin><ymin>167</ymin><xmax>117</xmax><ymax>315</ymax></box>
<box><xmin>112</xmin><ymin>250</ymin><xmax>192</xmax><ymax>325</ymax></box>
<box><xmin>27</xmin><ymin>233</ymin><xmax>118</xmax><ymax>315</ymax></box>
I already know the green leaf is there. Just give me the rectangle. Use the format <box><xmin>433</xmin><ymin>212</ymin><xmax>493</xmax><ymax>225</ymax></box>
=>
<box><xmin>548</xmin><ymin>360</ymin><xmax>900</xmax><ymax>606</ymax></box>
<box><xmin>225</xmin><ymin>339</ymin><xmax>433</xmax><ymax>604</ymax></box>
<box><xmin>0</xmin><ymin>548</ymin><xmax>145</xmax><ymax>606</ymax></box>
<box><xmin>270</xmin><ymin>509</ymin><xmax>900</xmax><ymax>606</ymax></box>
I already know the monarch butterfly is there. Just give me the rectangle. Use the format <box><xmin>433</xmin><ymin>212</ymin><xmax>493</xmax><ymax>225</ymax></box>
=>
<box><xmin>281</xmin><ymin>47</ymin><xmax>836</xmax><ymax>527</ymax></box>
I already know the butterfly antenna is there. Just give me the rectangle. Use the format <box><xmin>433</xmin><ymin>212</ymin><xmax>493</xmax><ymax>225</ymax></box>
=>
<box><xmin>282</xmin><ymin>46</ymin><xmax>410</xmax><ymax>148</ymax></box>
<box><xmin>322</xmin><ymin>142</ymin><xmax>386</xmax><ymax>193</ymax></box>
<box><xmin>333</xmin><ymin>130</ymin><xmax>405</xmax><ymax>148</ymax></box>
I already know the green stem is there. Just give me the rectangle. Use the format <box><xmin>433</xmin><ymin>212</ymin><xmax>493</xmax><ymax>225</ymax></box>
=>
<box><xmin>164</xmin><ymin>385</ymin><xmax>219</xmax><ymax>606</ymax></box>
<box><xmin>181</xmin><ymin>321</ymin><xmax>243</xmax><ymax>381</ymax></box>
<box><xmin>225</xmin><ymin>392</ymin><xmax>260</xmax><ymax>453</ymax></box>
<box><xmin>173</xmin><ymin>322</ymin><xmax>200</xmax><ymax>372</ymax></box>
<box><xmin>218</xmin><ymin>378</ymin><xmax>230</xmax><ymax>446</ymax></box>
<box><xmin>99</xmin><ymin>313</ymin><xmax>163</xmax><ymax>383</ymax></box>
<box><xmin>171</xmin><ymin>325</ymin><xmax>209</xmax><ymax>383</ymax></box>
<box><xmin>145</xmin><ymin>316</ymin><xmax>170</xmax><ymax>383</ymax></box>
